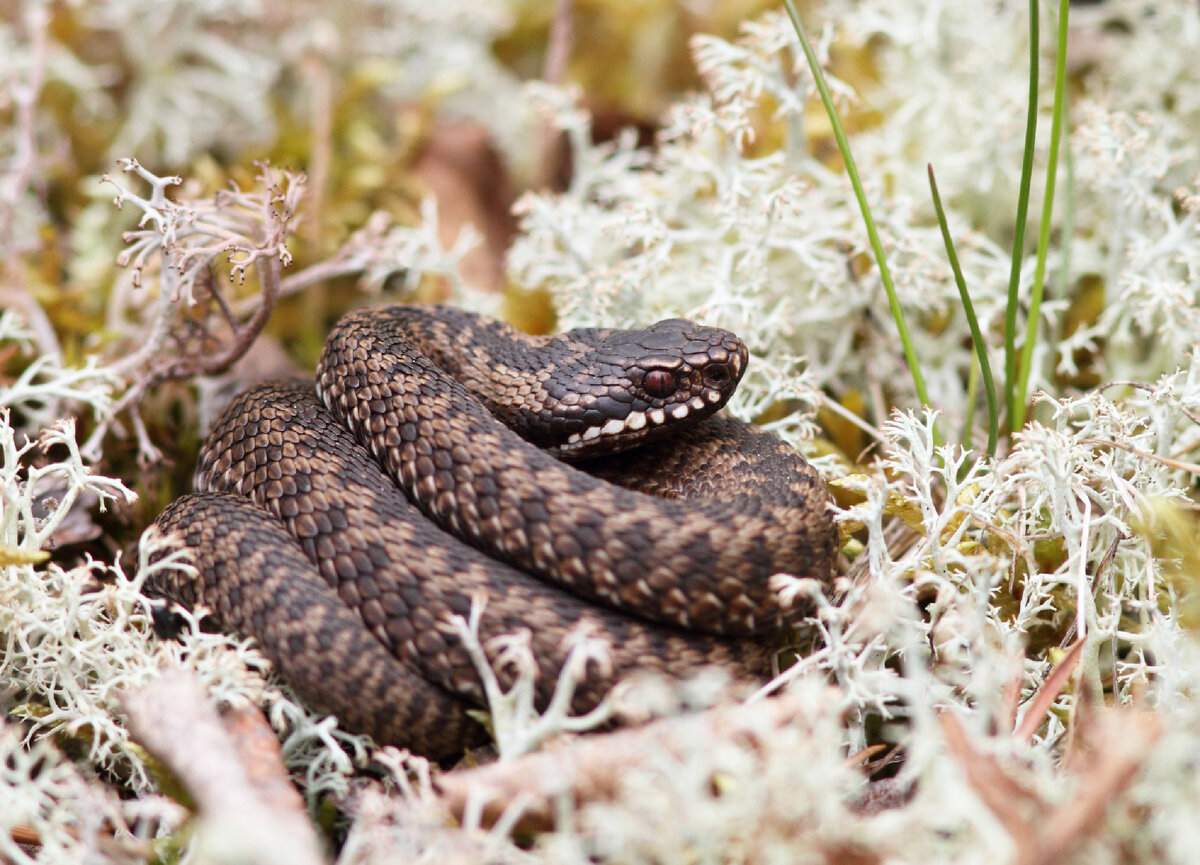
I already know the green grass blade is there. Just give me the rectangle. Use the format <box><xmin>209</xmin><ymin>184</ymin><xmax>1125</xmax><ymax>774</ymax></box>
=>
<box><xmin>1005</xmin><ymin>0</ymin><xmax>1041</xmax><ymax>437</ymax></box>
<box><xmin>928</xmin><ymin>164</ymin><xmax>999</xmax><ymax>459</ymax></box>
<box><xmin>1014</xmin><ymin>0</ymin><xmax>1070</xmax><ymax>430</ymax></box>
<box><xmin>781</xmin><ymin>0</ymin><xmax>936</xmax><ymax>441</ymax></box>
<box><xmin>962</xmin><ymin>345</ymin><xmax>981</xmax><ymax>453</ymax></box>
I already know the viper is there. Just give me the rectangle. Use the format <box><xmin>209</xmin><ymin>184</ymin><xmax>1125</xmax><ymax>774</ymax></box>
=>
<box><xmin>147</xmin><ymin>305</ymin><xmax>837</xmax><ymax>757</ymax></box>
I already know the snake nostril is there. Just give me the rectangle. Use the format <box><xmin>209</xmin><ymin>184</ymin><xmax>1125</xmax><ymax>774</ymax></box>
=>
<box><xmin>644</xmin><ymin>370</ymin><xmax>677</xmax><ymax>399</ymax></box>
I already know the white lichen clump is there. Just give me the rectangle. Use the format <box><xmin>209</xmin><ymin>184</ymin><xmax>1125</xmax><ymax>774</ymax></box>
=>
<box><xmin>2</xmin><ymin>0</ymin><xmax>1200</xmax><ymax>862</ymax></box>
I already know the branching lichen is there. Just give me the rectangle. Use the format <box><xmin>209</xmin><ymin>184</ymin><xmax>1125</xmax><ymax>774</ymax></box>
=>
<box><xmin>449</xmin><ymin>595</ymin><xmax>615</xmax><ymax>762</ymax></box>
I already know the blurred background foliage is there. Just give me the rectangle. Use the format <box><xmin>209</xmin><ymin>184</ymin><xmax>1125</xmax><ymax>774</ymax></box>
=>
<box><xmin>7</xmin><ymin>0</ymin><xmax>792</xmax><ymax>324</ymax></box>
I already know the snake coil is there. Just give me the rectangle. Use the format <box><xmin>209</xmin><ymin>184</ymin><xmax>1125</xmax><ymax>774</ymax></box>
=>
<box><xmin>148</xmin><ymin>305</ymin><xmax>836</xmax><ymax>756</ymax></box>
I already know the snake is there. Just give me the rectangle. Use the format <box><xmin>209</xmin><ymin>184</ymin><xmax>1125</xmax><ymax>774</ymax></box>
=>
<box><xmin>146</xmin><ymin>305</ymin><xmax>837</xmax><ymax>757</ymax></box>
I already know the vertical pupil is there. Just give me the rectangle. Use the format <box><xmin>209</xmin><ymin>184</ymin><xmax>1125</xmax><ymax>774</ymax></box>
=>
<box><xmin>645</xmin><ymin>370</ymin><xmax>674</xmax><ymax>398</ymax></box>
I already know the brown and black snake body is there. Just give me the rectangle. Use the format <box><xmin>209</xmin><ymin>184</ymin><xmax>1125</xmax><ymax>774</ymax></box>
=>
<box><xmin>147</xmin><ymin>305</ymin><xmax>837</xmax><ymax>757</ymax></box>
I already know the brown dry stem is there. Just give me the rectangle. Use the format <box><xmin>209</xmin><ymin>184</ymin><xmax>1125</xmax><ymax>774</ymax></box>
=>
<box><xmin>941</xmin><ymin>705</ymin><xmax>1162</xmax><ymax>865</ymax></box>
<box><xmin>434</xmin><ymin>690</ymin><xmax>821</xmax><ymax>836</ymax></box>
<box><xmin>120</xmin><ymin>670</ymin><xmax>327</xmax><ymax>865</ymax></box>
<box><xmin>536</xmin><ymin>0</ymin><xmax>576</xmax><ymax>191</ymax></box>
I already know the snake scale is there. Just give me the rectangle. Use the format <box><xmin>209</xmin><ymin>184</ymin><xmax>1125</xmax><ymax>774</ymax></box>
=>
<box><xmin>147</xmin><ymin>305</ymin><xmax>837</xmax><ymax>757</ymax></box>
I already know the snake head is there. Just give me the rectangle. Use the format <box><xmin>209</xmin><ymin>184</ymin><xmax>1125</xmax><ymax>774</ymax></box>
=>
<box><xmin>546</xmin><ymin>318</ymin><xmax>749</xmax><ymax>460</ymax></box>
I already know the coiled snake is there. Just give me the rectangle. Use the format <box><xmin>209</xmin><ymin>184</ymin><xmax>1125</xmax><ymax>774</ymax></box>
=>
<box><xmin>147</xmin><ymin>305</ymin><xmax>837</xmax><ymax>757</ymax></box>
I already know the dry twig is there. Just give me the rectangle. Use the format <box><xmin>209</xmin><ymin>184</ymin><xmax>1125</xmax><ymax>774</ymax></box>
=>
<box><xmin>121</xmin><ymin>671</ymin><xmax>328</xmax><ymax>865</ymax></box>
<box><xmin>941</xmin><ymin>705</ymin><xmax>1162</xmax><ymax>865</ymax></box>
<box><xmin>434</xmin><ymin>690</ymin><xmax>819</xmax><ymax>835</ymax></box>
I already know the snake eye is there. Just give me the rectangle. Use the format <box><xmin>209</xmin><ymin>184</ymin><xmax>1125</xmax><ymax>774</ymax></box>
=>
<box><xmin>706</xmin><ymin>367</ymin><xmax>730</xmax><ymax>387</ymax></box>
<box><xmin>644</xmin><ymin>369</ymin><xmax>676</xmax><ymax>399</ymax></box>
